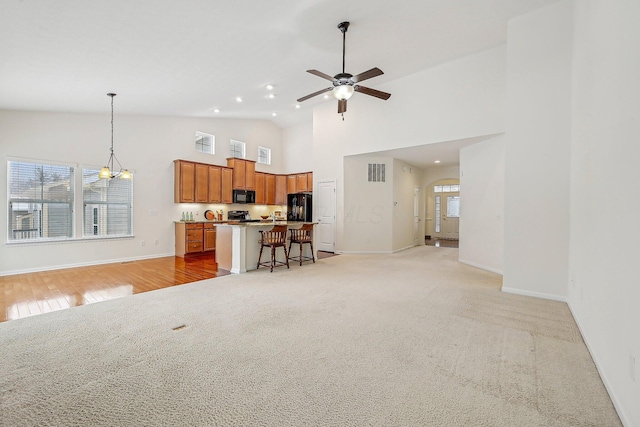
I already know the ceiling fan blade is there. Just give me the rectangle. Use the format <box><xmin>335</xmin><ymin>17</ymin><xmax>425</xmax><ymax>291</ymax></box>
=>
<box><xmin>354</xmin><ymin>85</ymin><xmax>391</xmax><ymax>100</ymax></box>
<box><xmin>297</xmin><ymin>87</ymin><xmax>333</xmax><ymax>102</ymax></box>
<box><xmin>307</xmin><ymin>70</ymin><xmax>336</xmax><ymax>82</ymax></box>
<box><xmin>351</xmin><ymin>67</ymin><xmax>384</xmax><ymax>83</ymax></box>
<box><xmin>338</xmin><ymin>99</ymin><xmax>347</xmax><ymax>114</ymax></box>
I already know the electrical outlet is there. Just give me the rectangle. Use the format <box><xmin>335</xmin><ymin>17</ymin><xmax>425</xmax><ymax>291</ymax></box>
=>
<box><xmin>140</xmin><ymin>240</ymin><xmax>146</xmax><ymax>246</ymax></box>
<box><xmin>154</xmin><ymin>239</ymin><xmax>159</xmax><ymax>245</ymax></box>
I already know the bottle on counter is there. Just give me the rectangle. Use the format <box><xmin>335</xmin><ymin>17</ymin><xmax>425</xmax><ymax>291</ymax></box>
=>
<box><xmin>181</xmin><ymin>212</ymin><xmax>186</xmax><ymax>221</ymax></box>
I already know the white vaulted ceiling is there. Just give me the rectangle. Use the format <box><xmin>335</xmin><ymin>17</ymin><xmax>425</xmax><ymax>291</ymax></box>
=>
<box><xmin>0</xmin><ymin>0</ymin><xmax>561</xmax><ymax>129</ymax></box>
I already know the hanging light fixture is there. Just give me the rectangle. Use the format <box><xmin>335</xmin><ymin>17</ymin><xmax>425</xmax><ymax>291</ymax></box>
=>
<box><xmin>99</xmin><ymin>93</ymin><xmax>131</xmax><ymax>180</ymax></box>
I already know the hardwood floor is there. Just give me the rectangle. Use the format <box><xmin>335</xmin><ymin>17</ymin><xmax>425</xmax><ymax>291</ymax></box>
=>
<box><xmin>0</xmin><ymin>256</ymin><xmax>228</xmax><ymax>323</ymax></box>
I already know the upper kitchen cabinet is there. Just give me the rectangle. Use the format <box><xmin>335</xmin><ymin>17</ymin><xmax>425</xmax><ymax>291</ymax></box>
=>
<box><xmin>275</xmin><ymin>175</ymin><xmax>287</xmax><ymax>205</ymax></box>
<box><xmin>255</xmin><ymin>172</ymin><xmax>266</xmax><ymax>205</ymax></box>
<box><xmin>287</xmin><ymin>172</ymin><xmax>313</xmax><ymax>194</ymax></box>
<box><xmin>227</xmin><ymin>158</ymin><xmax>256</xmax><ymax>190</ymax></box>
<box><xmin>265</xmin><ymin>174</ymin><xmax>276</xmax><ymax>205</ymax></box>
<box><xmin>174</xmin><ymin>160</ymin><xmax>231</xmax><ymax>204</ymax></box>
<box><xmin>174</xmin><ymin>160</ymin><xmax>196</xmax><ymax>203</ymax></box>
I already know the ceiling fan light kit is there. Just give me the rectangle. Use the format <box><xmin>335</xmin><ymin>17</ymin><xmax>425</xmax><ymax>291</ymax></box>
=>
<box><xmin>297</xmin><ymin>21</ymin><xmax>391</xmax><ymax>116</ymax></box>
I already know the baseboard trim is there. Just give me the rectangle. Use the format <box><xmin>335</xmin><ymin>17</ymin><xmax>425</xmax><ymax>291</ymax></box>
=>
<box><xmin>567</xmin><ymin>302</ymin><xmax>630</xmax><ymax>427</ymax></box>
<box><xmin>458</xmin><ymin>259</ymin><xmax>503</xmax><ymax>275</ymax></box>
<box><xmin>0</xmin><ymin>253</ymin><xmax>175</xmax><ymax>277</ymax></box>
<box><xmin>501</xmin><ymin>286</ymin><xmax>567</xmax><ymax>303</ymax></box>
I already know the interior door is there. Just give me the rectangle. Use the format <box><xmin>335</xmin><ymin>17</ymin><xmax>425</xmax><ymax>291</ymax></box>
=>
<box><xmin>433</xmin><ymin>192</ymin><xmax>460</xmax><ymax>239</ymax></box>
<box><xmin>316</xmin><ymin>180</ymin><xmax>336</xmax><ymax>252</ymax></box>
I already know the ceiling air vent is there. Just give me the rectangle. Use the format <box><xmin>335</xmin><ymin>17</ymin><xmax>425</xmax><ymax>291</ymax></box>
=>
<box><xmin>368</xmin><ymin>163</ymin><xmax>386</xmax><ymax>182</ymax></box>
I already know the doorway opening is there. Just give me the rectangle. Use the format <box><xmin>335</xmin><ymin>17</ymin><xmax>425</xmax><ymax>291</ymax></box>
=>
<box><xmin>425</xmin><ymin>179</ymin><xmax>460</xmax><ymax>246</ymax></box>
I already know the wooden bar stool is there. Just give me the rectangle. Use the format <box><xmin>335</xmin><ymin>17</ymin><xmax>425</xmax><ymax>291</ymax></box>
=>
<box><xmin>257</xmin><ymin>225</ymin><xmax>290</xmax><ymax>272</ymax></box>
<box><xmin>288</xmin><ymin>223</ymin><xmax>315</xmax><ymax>266</ymax></box>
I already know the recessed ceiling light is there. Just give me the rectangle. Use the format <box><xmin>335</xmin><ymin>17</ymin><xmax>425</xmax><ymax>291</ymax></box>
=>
<box><xmin>236</xmin><ymin>97</ymin><xmax>243</xmax><ymax>103</ymax></box>
<box><xmin>295</xmin><ymin>104</ymin><xmax>301</xmax><ymax>109</ymax></box>
<box><xmin>272</xmin><ymin>112</ymin><xmax>277</xmax><ymax>117</ymax></box>
<box><xmin>434</xmin><ymin>160</ymin><xmax>441</xmax><ymax>164</ymax></box>
<box><xmin>267</xmin><ymin>93</ymin><xmax>276</xmax><ymax>99</ymax></box>
<box><xmin>213</xmin><ymin>108</ymin><xmax>220</xmax><ymax>113</ymax></box>
<box><xmin>266</xmin><ymin>84</ymin><xmax>274</xmax><ymax>90</ymax></box>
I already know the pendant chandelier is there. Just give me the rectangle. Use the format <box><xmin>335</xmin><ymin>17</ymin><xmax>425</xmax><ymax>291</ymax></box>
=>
<box><xmin>99</xmin><ymin>93</ymin><xmax>131</xmax><ymax>180</ymax></box>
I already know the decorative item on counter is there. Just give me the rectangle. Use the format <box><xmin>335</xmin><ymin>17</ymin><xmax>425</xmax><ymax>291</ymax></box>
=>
<box><xmin>188</xmin><ymin>212</ymin><xmax>193</xmax><ymax>221</ymax></box>
<box><xmin>181</xmin><ymin>212</ymin><xmax>186</xmax><ymax>221</ymax></box>
<box><xmin>217</xmin><ymin>209</ymin><xmax>223</xmax><ymax>221</ymax></box>
<box><xmin>204</xmin><ymin>210</ymin><xmax>215</xmax><ymax>220</ymax></box>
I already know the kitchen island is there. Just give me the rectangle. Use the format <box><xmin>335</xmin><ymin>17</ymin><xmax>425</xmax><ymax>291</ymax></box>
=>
<box><xmin>216</xmin><ymin>222</ymin><xmax>316</xmax><ymax>274</ymax></box>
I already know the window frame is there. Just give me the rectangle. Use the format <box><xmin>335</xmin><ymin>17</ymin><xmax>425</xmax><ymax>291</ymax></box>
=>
<box><xmin>7</xmin><ymin>158</ymin><xmax>75</xmax><ymax>242</ymax></box>
<box><xmin>257</xmin><ymin>146</ymin><xmax>271</xmax><ymax>165</ymax></box>
<box><xmin>81</xmin><ymin>167</ymin><xmax>134</xmax><ymax>239</ymax></box>
<box><xmin>195</xmin><ymin>131</ymin><xmax>215</xmax><ymax>155</ymax></box>
<box><xmin>229</xmin><ymin>139</ymin><xmax>246</xmax><ymax>159</ymax></box>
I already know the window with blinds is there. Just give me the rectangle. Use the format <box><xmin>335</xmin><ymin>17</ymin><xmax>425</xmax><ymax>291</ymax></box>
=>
<box><xmin>8</xmin><ymin>160</ymin><xmax>74</xmax><ymax>241</ymax></box>
<box><xmin>82</xmin><ymin>169</ymin><xmax>133</xmax><ymax>237</ymax></box>
<box><xmin>230</xmin><ymin>139</ymin><xmax>246</xmax><ymax>158</ymax></box>
<box><xmin>257</xmin><ymin>146</ymin><xmax>271</xmax><ymax>165</ymax></box>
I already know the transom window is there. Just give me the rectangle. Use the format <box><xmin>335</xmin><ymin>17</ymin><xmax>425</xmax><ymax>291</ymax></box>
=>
<box><xmin>230</xmin><ymin>139</ymin><xmax>246</xmax><ymax>158</ymax></box>
<box><xmin>434</xmin><ymin>184</ymin><xmax>460</xmax><ymax>193</ymax></box>
<box><xmin>257</xmin><ymin>146</ymin><xmax>271</xmax><ymax>165</ymax></box>
<box><xmin>195</xmin><ymin>131</ymin><xmax>215</xmax><ymax>154</ymax></box>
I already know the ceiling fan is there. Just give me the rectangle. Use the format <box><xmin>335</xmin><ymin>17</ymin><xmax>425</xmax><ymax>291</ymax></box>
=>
<box><xmin>297</xmin><ymin>21</ymin><xmax>391</xmax><ymax>115</ymax></box>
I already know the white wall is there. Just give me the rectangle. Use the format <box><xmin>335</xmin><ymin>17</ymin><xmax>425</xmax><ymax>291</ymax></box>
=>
<box><xmin>0</xmin><ymin>110</ymin><xmax>283</xmax><ymax>275</ymax></box>
<box><xmin>342</xmin><ymin>155</ymin><xmax>393</xmax><ymax>253</ymax></box>
<box><xmin>568</xmin><ymin>1</ymin><xmax>640</xmax><ymax>425</ymax></box>
<box><xmin>392</xmin><ymin>159</ymin><xmax>423</xmax><ymax>251</ymax></box>
<box><xmin>459</xmin><ymin>135</ymin><xmax>505</xmax><ymax>274</ymax></box>
<box><xmin>503</xmin><ymin>1</ymin><xmax>573</xmax><ymax>300</ymax></box>
<box><xmin>282</xmin><ymin>120</ymin><xmax>313</xmax><ymax>174</ymax></box>
<box><xmin>313</xmin><ymin>46</ymin><xmax>506</xmax><ymax>252</ymax></box>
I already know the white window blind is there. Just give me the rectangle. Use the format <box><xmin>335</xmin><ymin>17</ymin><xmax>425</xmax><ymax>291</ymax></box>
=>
<box><xmin>230</xmin><ymin>140</ymin><xmax>246</xmax><ymax>158</ymax></box>
<box><xmin>8</xmin><ymin>160</ymin><xmax>74</xmax><ymax>241</ymax></box>
<box><xmin>257</xmin><ymin>146</ymin><xmax>271</xmax><ymax>165</ymax></box>
<box><xmin>82</xmin><ymin>169</ymin><xmax>133</xmax><ymax>237</ymax></box>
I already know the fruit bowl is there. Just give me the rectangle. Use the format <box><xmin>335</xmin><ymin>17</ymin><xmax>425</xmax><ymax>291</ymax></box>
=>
<box><xmin>260</xmin><ymin>215</ymin><xmax>270</xmax><ymax>220</ymax></box>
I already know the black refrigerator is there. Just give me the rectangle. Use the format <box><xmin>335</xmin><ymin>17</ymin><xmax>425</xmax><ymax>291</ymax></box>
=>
<box><xmin>287</xmin><ymin>193</ymin><xmax>313</xmax><ymax>222</ymax></box>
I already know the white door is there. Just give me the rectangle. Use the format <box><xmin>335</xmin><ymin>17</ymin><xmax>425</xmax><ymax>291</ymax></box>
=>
<box><xmin>433</xmin><ymin>193</ymin><xmax>460</xmax><ymax>239</ymax></box>
<box><xmin>316</xmin><ymin>180</ymin><xmax>336</xmax><ymax>252</ymax></box>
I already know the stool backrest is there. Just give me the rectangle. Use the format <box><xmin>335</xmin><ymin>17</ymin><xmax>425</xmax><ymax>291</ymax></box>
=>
<box><xmin>290</xmin><ymin>223</ymin><xmax>313</xmax><ymax>242</ymax></box>
<box><xmin>260</xmin><ymin>225</ymin><xmax>288</xmax><ymax>245</ymax></box>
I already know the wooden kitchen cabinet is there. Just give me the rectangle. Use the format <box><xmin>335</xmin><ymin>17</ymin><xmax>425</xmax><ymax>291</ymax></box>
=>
<box><xmin>203</xmin><ymin>223</ymin><xmax>216</xmax><ymax>251</ymax></box>
<box><xmin>221</xmin><ymin>167</ymin><xmax>233</xmax><ymax>203</ymax></box>
<box><xmin>227</xmin><ymin>158</ymin><xmax>256</xmax><ymax>190</ymax></box>
<box><xmin>307</xmin><ymin>172</ymin><xmax>313</xmax><ymax>191</ymax></box>
<box><xmin>195</xmin><ymin>163</ymin><xmax>209</xmax><ymax>203</ymax></box>
<box><xmin>275</xmin><ymin>175</ymin><xmax>287</xmax><ymax>205</ymax></box>
<box><xmin>296</xmin><ymin>173</ymin><xmax>308</xmax><ymax>192</ymax></box>
<box><xmin>287</xmin><ymin>174</ymin><xmax>297</xmax><ymax>194</ymax></box>
<box><xmin>174</xmin><ymin>160</ymin><xmax>196</xmax><ymax>203</ymax></box>
<box><xmin>265</xmin><ymin>174</ymin><xmax>276</xmax><ymax>205</ymax></box>
<box><xmin>255</xmin><ymin>172</ymin><xmax>266</xmax><ymax>205</ymax></box>
<box><xmin>208</xmin><ymin>165</ymin><xmax>222</xmax><ymax>203</ymax></box>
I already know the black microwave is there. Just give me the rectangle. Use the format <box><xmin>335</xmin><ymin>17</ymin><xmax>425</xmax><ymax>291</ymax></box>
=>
<box><xmin>232</xmin><ymin>189</ymin><xmax>255</xmax><ymax>204</ymax></box>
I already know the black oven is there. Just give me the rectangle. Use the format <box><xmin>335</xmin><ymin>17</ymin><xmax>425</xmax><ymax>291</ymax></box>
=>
<box><xmin>232</xmin><ymin>189</ymin><xmax>255</xmax><ymax>204</ymax></box>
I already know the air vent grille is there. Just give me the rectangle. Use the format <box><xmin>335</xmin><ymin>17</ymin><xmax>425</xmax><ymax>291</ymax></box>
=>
<box><xmin>368</xmin><ymin>163</ymin><xmax>386</xmax><ymax>182</ymax></box>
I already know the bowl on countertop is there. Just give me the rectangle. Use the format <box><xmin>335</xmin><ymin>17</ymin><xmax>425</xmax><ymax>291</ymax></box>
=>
<box><xmin>260</xmin><ymin>215</ymin><xmax>270</xmax><ymax>219</ymax></box>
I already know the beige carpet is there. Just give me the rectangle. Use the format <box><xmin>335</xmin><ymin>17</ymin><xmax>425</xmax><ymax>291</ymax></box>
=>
<box><xmin>0</xmin><ymin>246</ymin><xmax>620</xmax><ymax>426</ymax></box>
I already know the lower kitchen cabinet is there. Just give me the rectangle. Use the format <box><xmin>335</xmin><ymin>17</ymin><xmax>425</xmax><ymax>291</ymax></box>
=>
<box><xmin>175</xmin><ymin>222</ymin><xmax>215</xmax><ymax>257</ymax></box>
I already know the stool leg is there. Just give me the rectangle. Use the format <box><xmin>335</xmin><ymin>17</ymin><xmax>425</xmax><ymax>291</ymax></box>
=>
<box><xmin>270</xmin><ymin>245</ymin><xmax>276</xmax><ymax>272</ymax></box>
<box><xmin>310</xmin><ymin>241</ymin><xmax>315</xmax><ymax>263</ymax></box>
<box><xmin>288</xmin><ymin>240</ymin><xmax>293</xmax><ymax>261</ymax></box>
<box><xmin>257</xmin><ymin>244</ymin><xmax>264</xmax><ymax>270</ymax></box>
<box><xmin>283</xmin><ymin>244</ymin><xmax>290</xmax><ymax>269</ymax></box>
<box><xmin>298</xmin><ymin>242</ymin><xmax>303</xmax><ymax>266</ymax></box>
